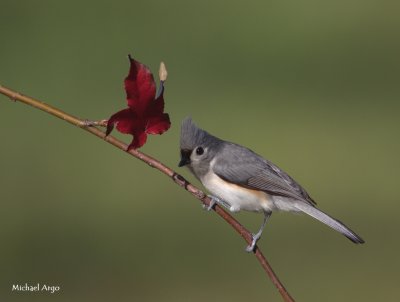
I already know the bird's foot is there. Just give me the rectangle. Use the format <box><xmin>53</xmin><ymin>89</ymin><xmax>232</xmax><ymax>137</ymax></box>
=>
<box><xmin>244</xmin><ymin>212</ymin><xmax>271</xmax><ymax>252</ymax></box>
<box><xmin>204</xmin><ymin>196</ymin><xmax>217</xmax><ymax>211</ymax></box>
<box><xmin>203</xmin><ymin>195</ymin><xmax>230</xmax><ymax>211</ymax></box>
<box><xmin>245</xmin><ymin>232</ymin><xmax>262</xmax><ymax>253</ymax></box>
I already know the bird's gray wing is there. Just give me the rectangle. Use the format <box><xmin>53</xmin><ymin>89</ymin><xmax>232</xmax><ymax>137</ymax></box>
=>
<box><xmin>213</xmin><ymin>143</ymin><xmax>316</xmax><ymax>205</ymax></box>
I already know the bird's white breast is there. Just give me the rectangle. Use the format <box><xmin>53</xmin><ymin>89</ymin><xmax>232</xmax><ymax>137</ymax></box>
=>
<box><xmin>201</xmin><ymin>169</ymin><xmax>275</xmax><ymax>213</ymax></box>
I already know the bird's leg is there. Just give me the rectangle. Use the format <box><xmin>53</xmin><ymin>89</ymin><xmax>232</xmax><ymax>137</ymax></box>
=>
<box><xmin>245</xmin><ymin>212</ymin><xmax>271</xmax><ymax>252</ymax></box>
<box><xmin>204</xmin><ymin>195</ymin><xmax>230</xmax><ymax>211</ymax></box>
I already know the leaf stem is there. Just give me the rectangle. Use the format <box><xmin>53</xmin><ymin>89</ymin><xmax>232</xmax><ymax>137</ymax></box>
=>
<box><xmin>0</xmin><ymin>84</ymin><xmax>295</xmax><ymax>302</ymax></box>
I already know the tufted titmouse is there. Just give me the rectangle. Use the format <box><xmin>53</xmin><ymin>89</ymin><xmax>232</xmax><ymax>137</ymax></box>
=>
<box><xmin>178</xmin><ymin>117</ymin><xmax>364</xmax><ymax>252</ymax></box>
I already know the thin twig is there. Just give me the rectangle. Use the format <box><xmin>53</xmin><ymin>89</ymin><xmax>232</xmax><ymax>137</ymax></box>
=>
<box><xmin>0</xmin><ymin>84</ymin><xmax>295</xmax><ymax>302</ymax></box>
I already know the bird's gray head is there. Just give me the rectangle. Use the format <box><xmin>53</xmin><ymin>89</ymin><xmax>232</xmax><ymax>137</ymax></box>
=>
<box><xmin>179</xmin><ymin>117</ymin><xmax>222</xmax><ymax>176</ymax></box>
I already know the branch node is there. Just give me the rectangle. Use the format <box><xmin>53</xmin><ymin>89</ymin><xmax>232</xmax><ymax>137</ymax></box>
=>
<box><xmin>81</xmin><ymin>119</ymin><xmax>108</xmax><ymax>128</ymax></box>
<box><xmin>9</xmin><ymin>92</ymin><xmax>19</xmax><ymax>102</ymax></box>
<box><xmin>172</xmin><ymin>173</ymin><xmax>188</xmax><ymax>188</ymax></box>
<box><xmin>81</xmin><ymin>119</ymin><xmax>91</xmax><ymax>127</ymax></box>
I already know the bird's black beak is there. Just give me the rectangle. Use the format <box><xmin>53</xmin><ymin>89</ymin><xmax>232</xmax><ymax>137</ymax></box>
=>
<box><xmin>178</xmin><ymin>149</ymin><xmax>191</xmax><ymax>167</ymax></box>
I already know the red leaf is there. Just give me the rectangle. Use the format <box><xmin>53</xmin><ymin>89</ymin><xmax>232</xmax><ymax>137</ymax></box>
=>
<box><xmin>106</xmin><ymin>55</ymin><xmax>171</xmax><ymax>150</ymax></box>
<box><xmin>146</xmin><ymin>114</ymin><xmax>171</xmax><ymax>135</ymax></box>
<box><xmin>106</xmin><ymin>108</ymin><xmax>135</xmax><ymax>135</ymax></box>
<box><xmin>149</xmin><ymin>94</ymin><xmax>164</xmax><ymax>116</ymax></box>
<box><xmin>125</xmin><ymin>55</ymin><xmax>156</xmax><ymax>115</ymax></box>
<box><xmin>128</xmin><ymin>131</ymin><xmax>148</xmax><ymax>150</ymax></box>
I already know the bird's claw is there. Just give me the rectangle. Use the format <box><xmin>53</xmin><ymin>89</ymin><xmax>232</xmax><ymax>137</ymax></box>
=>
<box><xmin>203</xmin><ymin>197</ymin><xmax>217</xmax><ymax>211</ymax></box>
<box><xmin>245</xmin><ymin>233</ymin><xmax>261</xmax><ymax>253</ymax></box>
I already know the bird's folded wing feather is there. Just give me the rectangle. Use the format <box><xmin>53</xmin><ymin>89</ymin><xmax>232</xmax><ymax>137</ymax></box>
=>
<box><xmin>213</xmin><ymin>143</ymin><xmax>316</xmax><ymax>206</ymax></box>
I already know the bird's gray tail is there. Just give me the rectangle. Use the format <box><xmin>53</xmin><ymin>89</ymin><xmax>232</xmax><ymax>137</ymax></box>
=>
<box><xmin>294</xmin><ymin>202</ymin><xmax>365</xmax><ymax>244</ymax></box>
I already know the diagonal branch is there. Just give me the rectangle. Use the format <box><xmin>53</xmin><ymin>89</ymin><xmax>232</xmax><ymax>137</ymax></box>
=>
<box><xmin>0</xmin><ymin>84</ymin><xmax>295</xmax><ymax>302</ymax></box>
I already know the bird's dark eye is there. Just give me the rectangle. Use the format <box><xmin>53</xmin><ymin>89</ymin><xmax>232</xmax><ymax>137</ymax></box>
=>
<box><xmin>196</xmin><ymin>147</ymin><xmax>204</xmax><ymax>155</ymax></box>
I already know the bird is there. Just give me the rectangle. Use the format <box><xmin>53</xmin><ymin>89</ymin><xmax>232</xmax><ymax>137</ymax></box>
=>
<box><xmin>178</xmin><ymin>117</ymin><xmax>364</xmax><ymax>252</ymax></box>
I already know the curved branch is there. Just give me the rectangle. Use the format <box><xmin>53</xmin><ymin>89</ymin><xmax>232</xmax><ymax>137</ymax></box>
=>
<box><xmin>0</xmin><ymin>84</ymin><xmax>295</xmax><ymax>302</ymax></box>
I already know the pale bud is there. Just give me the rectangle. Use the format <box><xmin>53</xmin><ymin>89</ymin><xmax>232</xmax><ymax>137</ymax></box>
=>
<box><xmin>159</xmin><ymin>61</ymin><xmax>168</xmax><ymax>82</ymax></box>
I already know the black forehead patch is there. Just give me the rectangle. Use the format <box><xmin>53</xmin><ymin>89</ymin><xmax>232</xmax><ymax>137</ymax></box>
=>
<box><xmin>180</xmin><ymin>149</ymin><xmax>192</xmax><ymax>158</ymax></box>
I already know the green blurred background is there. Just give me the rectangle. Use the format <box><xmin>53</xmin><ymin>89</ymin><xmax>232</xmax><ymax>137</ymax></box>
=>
<box><xmin>0</xmin><ymin>0</ymin><xmax>399</xmax><ymax>301</ymax></box>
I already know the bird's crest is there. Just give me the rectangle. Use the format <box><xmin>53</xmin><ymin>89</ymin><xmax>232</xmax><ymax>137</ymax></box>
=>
<box><xmin>180</xmin><ymin>117</ymin><xmax>214</xmax><ymax>150</ymax></box>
